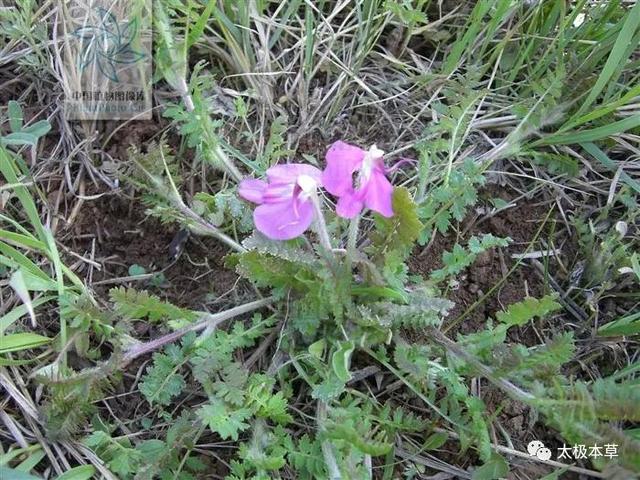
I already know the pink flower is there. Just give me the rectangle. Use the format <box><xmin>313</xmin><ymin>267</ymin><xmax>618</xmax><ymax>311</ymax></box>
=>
<box><xmin>239</xmin><ymin>164</ymin><xmax>323</xmax><ymax>240</ymax></box>
<box><xmin>322</xmin><ymin>141</ymin><xmax>393</xmax><ymax>219</ymax></box>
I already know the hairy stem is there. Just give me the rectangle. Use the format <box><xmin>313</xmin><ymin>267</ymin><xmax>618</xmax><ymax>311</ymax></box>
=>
<box><xmin>317</xmin><ymin>400</ymin><xmax>342</xmax><ymax>480</ymax></box>
<box><xmin>121</xmin><ymin>297</ymin><xmax>273</xmax><ymax>366</ymax></box>
<box><xmin>178</xmin><ymin>202</ymin><xmax>246</xmax><ymax>253</ymax></box>
<box><xmin>427</xmin><ymin>327</ymin><xmax>535</xmax><ymax>403</ymax></box>
<box><xmin>310</xmin><ymin>191</ymin><xmax>334</xmax><ymax>253</ymax></box>
<box><xmin>347</xmin><ymin>214</ymin><xmax>360</xmax><ymax>258</ymax></box>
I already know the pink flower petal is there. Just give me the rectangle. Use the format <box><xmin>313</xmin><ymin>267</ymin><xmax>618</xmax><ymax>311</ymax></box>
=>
<box><xmin>267</xmin><ymin>163</ymin><xmax>322</xmax><ymax>185</ymax></box>
<box><xmin>322</xmin><ymin>141</ymin><xmax>365</xmax><ymax>196</ymax></box>
<box><xmin>362</xmin><ymin>168</ymin><xmax>393</xmax><ymax>217</ymax></box>
<box><xmin>253</xmin><ymin>199</ymin><xmax>315</xmax><ymax>240</ymax></box>
<box><xmin>335</xmin><ymin>191</ymin><xmax>365</xmax><ymax>219</ymax></box>
<box><xmin>238</xmin><ymin>179</ymin><xmax>267</xmax><ymax>204</ymax></box>
<box><xmin>262</xmin><ymin>183</ymin><xmax>295</xmax><ymax>204</ymax></box>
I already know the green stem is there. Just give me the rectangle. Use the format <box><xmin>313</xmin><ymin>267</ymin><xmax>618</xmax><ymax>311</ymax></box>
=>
<box><xmin>347</xmin><ymin>214</ymin><xmax>360</xmax><ymax>258</ymax></box>
<box><xmin>310</xmin><ymin>191</ymin><xmax>333</xmax><ymax>253</ymax></box>
<box><xmin>317</xmin><ymin>400</ymin><xmax>342</xmax><ymax>480</ymax></box>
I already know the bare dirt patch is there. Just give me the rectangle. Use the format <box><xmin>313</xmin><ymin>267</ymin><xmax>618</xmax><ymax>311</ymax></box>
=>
<box><xmin>62</xmin><ymin>191</ymin><xmax>242</xmax><ymax>310</ymax></box>
<box><xmin>408</xmin><ymin>184</ymin><xmax>555</xmax><ymax>337</ymax></box>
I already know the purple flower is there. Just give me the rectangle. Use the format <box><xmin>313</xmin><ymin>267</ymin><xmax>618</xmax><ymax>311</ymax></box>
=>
<box><xmin>322</xmin><ymin>141</ymin><xmax>393</xmax><ymax>219</ymax></box>
<box><xmin>239</xmin><ymin>164</ymin><xmax>323</xmax><ymax>240</ymax></box>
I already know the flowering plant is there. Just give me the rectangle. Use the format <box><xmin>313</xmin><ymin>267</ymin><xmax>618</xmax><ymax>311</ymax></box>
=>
<box><xmin>231</xmin><ymin>140</ymin><xmax>459</xmax><ymax>476</ymax></box>
<box><xmin>239</xmin><ymin>141</ymin><xmax>394</xmax><ymax>246</ymax></box>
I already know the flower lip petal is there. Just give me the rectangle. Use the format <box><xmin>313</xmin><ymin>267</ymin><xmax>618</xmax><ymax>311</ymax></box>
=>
<box><xmin>335</xmin><ymin>191</ymin><xmax>365</xmax><ymax>219</ymax></box>
<box><xmin>362</xmin><ymin>168</ymin><xmax>394</xmax><ymax>217</ymax></box>
<box><xmin>238</xmin><ymin>179</ymin><xmax>268</xmax><ymax>204</ymax></box>
<box><xmin>322</xmin><ymin>141</ymin><xmax>365</xmax><ymax>196</ymax></box>
<box><xmin>253</xmin><ymin>198</ymin><xmax>315</xmax><ymax>240</ymax></box>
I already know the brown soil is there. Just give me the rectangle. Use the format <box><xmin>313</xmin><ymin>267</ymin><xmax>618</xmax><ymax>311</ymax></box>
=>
<box><xmin>62</xmin><ymin>191</ymin><xmax>242</xmax><ymax>310</ymax></box>
<box><xmin>404</xmin><ymin>184</ymin><xmax>591</xmax><ymax>477</ymax></box>
<box><xmin>408</xmin><ymin>184</ymin><xmax>556</xmax><ymax>339</ymax></box>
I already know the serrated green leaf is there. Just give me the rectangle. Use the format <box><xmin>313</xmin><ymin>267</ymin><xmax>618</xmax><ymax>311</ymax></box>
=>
<box><xmin>109</xmin><ymin>287</ymin><xmax>198</xmax><ymax>324</ymax></box>
<box><xmin>197</xmin><ymin>399</ymin><xmax>251</xmax><ymax>441</ymax></box>
<box><xmin>495</xmin><ymin>295</ymin><xmax>561</xmax><ymax>326</ymax></box>
<box><xmin>372</xmin><ymin>187</ymin><xmax>423</xmax><ymax>254</ymax></box>
<box><xmin>431</xmin><ymin>234</ymin><xmax>510</xmax><ymax>283</ymax></box>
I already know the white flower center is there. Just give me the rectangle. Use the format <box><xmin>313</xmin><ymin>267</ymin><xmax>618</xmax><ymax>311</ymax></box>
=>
<box><xmin>360</xmin><ymin>144</ymin><xmax>384</xmax><ymax>182</ymax></box>
<box><xmin>296</xmin><ymin>174</ymin><xmax>318</xmax><ymax>197</ymax></box>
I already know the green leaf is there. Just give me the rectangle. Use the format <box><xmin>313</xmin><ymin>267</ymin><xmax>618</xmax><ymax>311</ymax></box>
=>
<box><xmin>0</xmin><ymin>466</ymin><xmax>41</xmax><ymax>480</ymax></box>
<box><xmin>21</xmin><ymin>121</ymin><xmax>52</xmax><ymax>139</ymax></box>
<box><xmin>197</xmin><ymin>399</ymin><xmax>251</xmax><ymax>441</ymax></box>
<box><xmin>351</xmin><ymin>285</ymin><xmax>408</xmax><ymax>303</ymax></box>
<box><xmin>325</xmin><ymin>422</ymin><xmax>392</xmax><ymax>456</ymax></box>
<box><xmin>55</xmin><ymin>465</ymin><xmax>96</xmax><ymax>480</ymax></box>
<box><xmin>631</xmin><ymin>253</ymin><xmax>640</xmax><ymax>281</ymax></box>
<box><xmin>598</xmin><ymin>311</ymin><xmax>640</xmax><ymax>337</ymax></box>
<box><xmin>472</xmin><ymin>453</ymin><xmax>509</xmax><ymax>480</ymax></box>
<box><xmin>9</xmin><ymin>270</ymin><xmax>35</xmax><ymax>326</ymax></box>
<box><xmin>495</xmin><ymin>295</ymin><xmax>561</xmax><ymax>326</ymax></box>
<box><xmin>574</xmin><ymin>0</ymin><xmax>640</xmax><ymax>117</ymax></box>
<box><xmin>580</xmin><ymin>142</ymin><xmax>640</xmax><ymax>195</ymax></box>
<box><xmin>308</xmin><ymin>339</ymin><xmax>325</xmax><ymax>359</ymax></box>
<box><xmin>537</xmin><ymin>114</ymin><xmax>640</xmax><ymax>146</ymax></box>
<box><xmin>331</xmin><ymin>340</ymin><xmax>355</xmax><ymax>382</ymax></box>
<box><xmin>8</xmin><ymin>101</ymin><xmax>23</xmax><ymax>131</ymax></box>
<box><xmin>371</xmin><ymin>187</ymin><xmax>423</xmax><ymax>254</ymax></box>
<box><xmin>15</xmin><ymin>449</ymin><xmax>44</xmax><ymax>472</ymax></box>
<box><xmin>362</xmin><ymin>289</ymin><xmax>453</xmax><ymax>330</ymax></box>
<box><xmin>110</xmin><ymin>287</ymin><xmax>198</xmax><ymax>324</ymax></box>
<box><xmin>231</xmin><ymin>250</ymin><xmax>314</xmax><ymax>294</ymax></box>
<box><xmin>127</xmin><ymin>264</ymin><xmax>147</xmax><ymax>276</ymax></box>
<box><xmin>0</xmin><ymin>332</ymin><xmax>51</xmax><ymax>354</ymax></box>
<box><xmin>430</xmin><ymin>234</ymin><xmax>510</xmax><ymax>283</ymax></box>
<box><xmin>1</xmin><ymin>132</ymin><xmax>39</xmax><ymax>147</ymax></box>
<box><xmin>311</xmin><ymin>375</ymin><xmax>346</xmax><ymax>401</ymax></box>
<box><xmin>139</xmin><ymin>343</ymin><xmax>188</xmax><ymax>406</ymax></box>
<box><xmin>423</xmin><ymin>432</ymin><xmax>448</xmax><ymax>451</ymax></box>
<box><xmin>0</xmin><ymin>148</ymin><xmax>47</xmax><ymax>241</ymax></box>
<box><xmin>527</xmin><ymin>151</ymin><xmax>579</xmax><ymax>176</ymax></box>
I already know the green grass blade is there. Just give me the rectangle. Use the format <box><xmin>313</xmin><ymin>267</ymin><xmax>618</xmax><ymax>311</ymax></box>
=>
<box><xmin>0</xmin><ymin>296</ymin><xmax>56</xmax><ymax>334</ymax></box>
<box><xmin>580</xmin><ymin>141</ymin><xmax>640</xmax><ymax>195</ymax></box>
<box><xmin>598</xmin><ymin>311</ymin><xmax>640</xmax><ymax>337</ymax></box>
<box><xmin>0</xmin><ymin>332</ymin><xmax>51</xmax><ymax>354</ymax></box>
<box><xmin>573</xmin><ymin>0</ymin><xmax>640</xmax><ymax>118</ymax></box>
<box><xmin>534</xmin><ymin>114</ymin><xmax>640</xmax><ymax>146</ymax></box>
